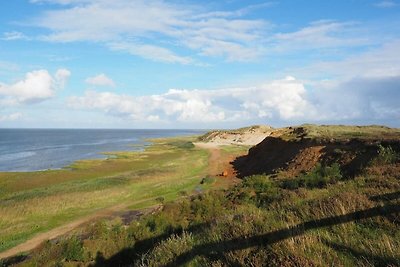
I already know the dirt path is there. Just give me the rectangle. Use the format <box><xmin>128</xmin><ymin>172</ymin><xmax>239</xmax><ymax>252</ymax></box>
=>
<box><xmin>0</xmin><ymin>199</ymin><xmax>154</xmax><ymax>260</ymax></box>
<box><xmin>195</xmin><ymin>142</ymin><xmax>239</xmax><ymax>181</ymax></box>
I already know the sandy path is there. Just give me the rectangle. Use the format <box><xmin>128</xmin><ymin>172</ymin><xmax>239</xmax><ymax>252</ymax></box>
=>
<box><xmin>195</xmin><ymin>142</ymin><xmax>237</xmax><ymax>179</ymax></box>
<box><xmin>0</xmin><ymin>199</ymin><xmax>152</xmax><ymax>260</ymax></box>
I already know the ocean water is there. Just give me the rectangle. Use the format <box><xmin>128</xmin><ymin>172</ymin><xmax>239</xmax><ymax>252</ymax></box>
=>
<box><xmin>0</xmin><ymin>129</ymin><xmax>205</xmax><ymax>172</ymax></box>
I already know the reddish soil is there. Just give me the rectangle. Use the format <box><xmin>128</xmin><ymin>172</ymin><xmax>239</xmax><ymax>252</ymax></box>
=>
<box><xmin>200</xmin><ymin>144</ymin><xmax>241</xmax><ymax>188</ymax></box>
<box><xmin>233</xmin><ymin>137</ymin><xmax>400</xmax><ymax>178</ymax></box>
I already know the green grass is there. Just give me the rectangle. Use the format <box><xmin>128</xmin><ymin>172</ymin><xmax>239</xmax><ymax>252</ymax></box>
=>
<box><xmin>0</xmin><ymin>137</ymin><xmax>211</xmax><ymax>253</ymax></box>
<box><xmin>298</xmin><ymin>124</ymin><xmax>400</xmax><ymax>140</ymax></box>
<box><xmin>15</xmin><ymin>161</ymin><xmax>400</xmax><ymax>266</ymax></box>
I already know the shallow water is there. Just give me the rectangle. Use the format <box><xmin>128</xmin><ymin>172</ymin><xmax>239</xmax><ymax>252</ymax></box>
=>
<box><xmin>0</xmin><ymin>129</ymin><xmax>204</xmax><ymax>172</ymax></box>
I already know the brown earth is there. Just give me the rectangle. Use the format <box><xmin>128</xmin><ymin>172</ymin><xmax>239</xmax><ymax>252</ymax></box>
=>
<box><xmin>233</xmin><ymin>136</ymin><xmax>400</xmax><ymax>178</ymax></box>
<box><xmin>195</xmin><ymin>143</ymin><xmax>241</xmax><ymax>188</ymax></box>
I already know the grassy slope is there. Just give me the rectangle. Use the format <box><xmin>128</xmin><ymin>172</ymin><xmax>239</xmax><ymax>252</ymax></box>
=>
<box><xmin>3</xmin><ymin>125</ymin><xmax>400</xmax><ymax>266</ymax></box>
<box><xmin>282</xmin><ymin>124</ymin><xmax>400</xmax><ymax>141</ymax></box>
<box><xmin>14</xmin><ymin>158</ymin><xmax>399</xmax><ymax>266</ymax></box>
<box><xmin>0</xmin><ymin>137</ymin><xmax>211</xmax><ymax>253</ymax></box>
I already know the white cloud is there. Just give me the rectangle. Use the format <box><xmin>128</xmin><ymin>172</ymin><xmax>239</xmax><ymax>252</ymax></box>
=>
<box><xmin>68</xmin><ymin>77</ymin><xmax>313</xmax><ymax>123</ymax></box>
<box><xmin>374</xmin><ymin>1</ymin><xmax>398</xmax><ymax>8</ymax></box>
<box><xmin>311</xmin><ymin>75</ymin><xmax>400</xmax><ymax>123</ymax></box>
<box><xmin>55</xmin><ymin>68</ymin><xmax>71</xmax><ymax>88</ymax></box>
<box><xmin>0</xmin><ymin>69</ymin><xmax>70</xmax><ymax>104</ymax></box>
<box><xmin>67</xmin><ymin>72</ymin><xmax>400</xmax><ymax>126</ymax></box>
<box><xmin>2</xmin><ymin>31</ymin><xmax>29</xmax><ymax>41</ymax></box>
<box><xmin>271</xmin><ymin>20</ymin><xmax>371</xmax><ymax>53</ymax></box>
<box><xmin>0</xmin><ymin>113</ymin><xmax>22</xmax><ymax>122</ymax></box>
<box><xmin>85</xmin><ymin>73</ymin><xmax>116</xmax><ymax>87</ymax></box>
<box><xmin>108</xmin><ymin>42</ymin><xmax>192</xmax><ymax>64</ymax></box>
<box><xmin>297</xmin><ymin>39</ymin><xmax>400</xmax><ymax>79</ymax></box>
<box><xmin>30</xmin><ymin>0</ymin><xmax>268</xmax><ymax>62</ymax></box>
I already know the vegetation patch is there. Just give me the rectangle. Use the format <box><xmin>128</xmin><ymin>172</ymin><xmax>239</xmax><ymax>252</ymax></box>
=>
<box><xmin>14</xmin><ymin>156</ymin><xmax>400</xmax><ymax>266</ymax></box>
<box><xmin>282</xmin><ymin>163</ymin><xmax>343</xmax><ymax>189</ymax></box>
<box><xmin>371</xmin><ymin>144</ymin><xmax>399</xmax><ymax>165</ymax></box>
<box><xmin>166</xmin><ymin>140</ymin><xmax>195</xmax><ymax>149</ymax></box>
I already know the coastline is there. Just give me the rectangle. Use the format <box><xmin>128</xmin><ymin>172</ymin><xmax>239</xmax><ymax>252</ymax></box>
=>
<box><xmin>0</xmin><ymin>129</ymin><xmax>206</xmax><ymax>172</ymax></box>
<box><xmin>0</xmin><ymin>133</ymin><xmax>245</xmax><ymax>258</ymax></box>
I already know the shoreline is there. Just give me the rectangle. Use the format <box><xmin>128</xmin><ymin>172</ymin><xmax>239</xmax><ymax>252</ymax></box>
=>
<box><xmin>0</xmin><ymin>134</ymin><xmax>214</xmax><ymax>255</ymax></box>
<box><xmin>0</xmin><ymin>130</ymin><xmax>206</xmax><ymax>173</ymax></box>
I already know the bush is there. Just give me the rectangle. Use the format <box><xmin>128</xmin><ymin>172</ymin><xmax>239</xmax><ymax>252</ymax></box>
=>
<box><xmin>241</xmin><ymin>175</ymin><xmax>281</xmax><ymax>206</ymax></box>
<box><xmin>372</xmin><ymin>144</ymin><xmax>398</xmax><ymax>165</ymax></box>
<box><xmin>62</xmin><ymin>236</ymin><xmax>84</xmax><ymax>261</ymax></box>
<box><xmin>283</xmin><ymin>163</ymin><xmax>342</xmax><ymax>189</ymax></box>
<box><xmin>243</xmin><ymin>175</ymin><xmax>275</xmax><ymax>193</ymax></box>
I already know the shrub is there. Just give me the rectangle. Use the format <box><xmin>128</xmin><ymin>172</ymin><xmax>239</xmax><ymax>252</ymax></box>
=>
<box><xmin>62</xmin><ymin>236</ymin><xmax>84</xmax><ymax>261</ymax></box>
<box><xmin>372</xmin><ymin>144</ymin><xmax>398</xmax><ymax>165</ymax></box>
<box><xmin>283</xmin><ymin>163</ymin><xmax>342</xmax><ymax>189</ymax></box>
<box><xmin>243</xmin><ymin>175</ymin><xmax>274</xmax><ymax>193</ymax></box>
<box><xmin>241</xmin><ymin>175</ymin><xmax>281</xmax><ymax>206</ymax></box>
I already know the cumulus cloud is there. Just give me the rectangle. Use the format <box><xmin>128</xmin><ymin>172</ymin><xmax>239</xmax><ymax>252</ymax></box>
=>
<box><xmin>85</xmin><ymin>73</ymin><xmax>115</xmax><ymax>87</ymax></box>
<box><xmin>68</xmin><ymin>77</ymin><xmax>313</xmax><ymax>123</ymax></box>
<box><xmin>67</xmin><ymin>73</ymin><xmax>400</xmax><ymax>126</ymax></box>
<box><xmin>311</xmin><ymin>75</ymin><xmax>400</xmax><ymax>123</ymax></box>
<box><xmin>0</xmin><ymin>69</ymin><xmax>70</xmax><ymax>104</ymax></box>
<box><xmin>0</xmin><ymin>112</ymin><xmax>22</xmax><ymax>122</ymax></box>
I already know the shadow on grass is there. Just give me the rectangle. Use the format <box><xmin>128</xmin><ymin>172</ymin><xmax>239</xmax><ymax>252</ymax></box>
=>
<box><xmin>370</xmin><ymin>191</ymin><xmax>400</xmax><ymax>202</ymax></box>
<box><xmin>162</xmin><ymin>204</ymin><xmax>400</xmax><ymax>267</ymax></box>
<box><xmin>0</xmin><ymin>254</ymin><xmax>28</xmax><ymax>267</ymax></box>
<box><xmin>91</xmin><ymin>222</ymin><xmax>210</xmax><ymax>267</ymax></box>
<box><xmin>322</xmin><ymin>240</ymin><xmax>399</xmax><ymax>266</ymax></box>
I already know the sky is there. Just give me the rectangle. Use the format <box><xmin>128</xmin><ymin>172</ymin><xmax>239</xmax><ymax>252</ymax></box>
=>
<box><xmin>0</xmin><ymin>0</ymin><xmax>399</xmax><ymax>129</ymax></box>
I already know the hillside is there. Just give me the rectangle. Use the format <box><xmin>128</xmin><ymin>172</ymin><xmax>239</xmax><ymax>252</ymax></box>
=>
<box><xmin>2</xmin><ymin>125</ymin><xmax>400</xmax><ymax>266</ymax></box>
<box><xmin>234</xmin><ymin>124</ymin><xmax>400</xmax><ymax>178</ymax></box>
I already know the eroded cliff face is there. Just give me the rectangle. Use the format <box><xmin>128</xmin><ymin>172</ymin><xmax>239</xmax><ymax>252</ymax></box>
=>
<box><xmin>232</xmin><ymin>126</ymin><xmax>400</xmax><ymax>178</ymax></box>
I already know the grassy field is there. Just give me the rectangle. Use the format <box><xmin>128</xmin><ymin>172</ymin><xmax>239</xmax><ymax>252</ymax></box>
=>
<box><xmin>0</xmin><ymin>137</ymin><xmax>215</xmax><ymax>253</ymax></box>
<box><xmin>9</xmin><ymin>143</ymin><xmax>399</xmax><ymax>266</ymax></box>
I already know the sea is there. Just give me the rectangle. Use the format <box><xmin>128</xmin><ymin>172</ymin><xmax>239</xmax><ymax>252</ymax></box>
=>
<box><xmin>0</xmin><ymin>129</ymin><xmax>205</xmax><ymax>172</ymax></box>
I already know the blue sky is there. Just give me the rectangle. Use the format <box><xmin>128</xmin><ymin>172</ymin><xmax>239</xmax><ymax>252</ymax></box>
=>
<box><xmin>0</xmin><ymin>0</ymin><xmax>399</xmax><ymax>128</ymax></box>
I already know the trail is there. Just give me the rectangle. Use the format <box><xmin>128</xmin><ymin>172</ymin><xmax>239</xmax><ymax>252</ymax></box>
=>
<box><xmin>195</xmin><ymin>142</ymin><xmax>238</xmax><ymax>180</ymax></box>
<box><xmin>0</xmin><ymin>199</ymin><xmax>154</xmax><ymax>260</ymax></box>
